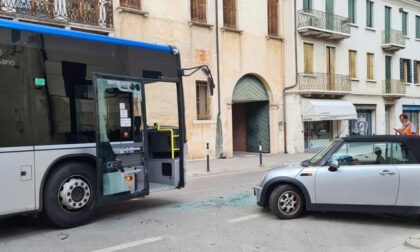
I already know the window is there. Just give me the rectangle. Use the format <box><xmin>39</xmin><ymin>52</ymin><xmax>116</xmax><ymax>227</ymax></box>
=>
<box><xmin>348</xmin><ymin>0</ymin><xmax>356</xmax><ymax>24</ymax></box>
<box><xmin>366</xmin><ymin>0</ymin><xmax>374</xmax><ymax>28</ymax></box>
<box><xmin>268</xmin><ymin>0</ymin><xmax>279</xmax><ymax>36</ymax></box>
<box><xmin>415</xmin><ymin>60</ymin><xmax>420</xmax><ymax>84</ymax></box>
<box><xmin>303</xmin><ymin>0</ymin><xmax>312</xmax><ymax>11</ymax></box>
<box><xmin>349</xmin><ymin>50</ymin><xmax>357</xmax><ymax>79</ymax></box>
<box><xmin>0</xmin><ymin>33</ymin><xmax>33</xmax><ymax>147</ymax></box>
<box><xmin>120</xmin><ymin>0</ymin><xmax>141</xmax><ymax>9</ymax></box>
<box><xmin>191</xmin><ymin>0</ymin><xmax>207</xmax><ymax>23</ymax></box>
<box><xmin>196</xmin><ymin>81</ymin><xmax>211</xmax><ymax>120</ymax></box>
<box><xmin>327</xmin><ymin>142</ymin><xmax>391</xmax><ymax>166</ymax></box>
<box><xmin>367</xmin><ymin>53</ymin><xmax>375</xmax><ymax>80</ymax></box>
<box><xmin>400</xmin><ymin>58</ymin><xmax>412</xmax><ymax>83</ymax></box>
<box><xmin>416</xmin><ymin>16</ymin><xmax>420</xmax><ymax>39</ymax></box>
<box><xmin>303</xmin><ymin>42</ymin><xmax>314</xmax><ymax>73</ymax></box>
<box><xmin>223</xmin><ymin>0</ymin><xmax>237</xmax><ymax>28</ymax></box>
<box><xmin>392</xmin><ymin>143</ymin><xmax>417</xmax><ymax>164</ymax></box>
<box><xmin>402</xmin><ymin>11</ymin><xmax>408</xmax><ymax>36</ymax></box>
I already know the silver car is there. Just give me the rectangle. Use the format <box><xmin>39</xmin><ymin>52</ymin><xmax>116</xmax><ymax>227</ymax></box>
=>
<box><xmin>254</xmin><ymin>135</ymin><xmax>420</xmax><ymax>219</ymax></box>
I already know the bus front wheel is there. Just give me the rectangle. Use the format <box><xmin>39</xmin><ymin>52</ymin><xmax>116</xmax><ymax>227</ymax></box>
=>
<box><xmin>43</xmin><ymin>162</ymin><xmax>97</xmax><ymax>228</ymax></box>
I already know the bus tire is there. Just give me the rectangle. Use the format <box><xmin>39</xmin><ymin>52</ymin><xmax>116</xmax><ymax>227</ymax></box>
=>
<box><xmin>43</xmin><ymin>162</ymin><xmax>97</xmax><ymax>228</ymax></box>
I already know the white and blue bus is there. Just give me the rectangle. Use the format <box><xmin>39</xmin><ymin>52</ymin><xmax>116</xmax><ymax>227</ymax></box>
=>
<box><xmin>0</xmin><ymin>19</ymin><xmax>214</xmax><ymax>227</ymax></box>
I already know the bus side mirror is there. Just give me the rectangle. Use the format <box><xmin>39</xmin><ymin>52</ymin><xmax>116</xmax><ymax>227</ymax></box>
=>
<box><xmin>201</xmin><ymin>67</ymin><xmax>215</xmax><ymax>96</ymax></box>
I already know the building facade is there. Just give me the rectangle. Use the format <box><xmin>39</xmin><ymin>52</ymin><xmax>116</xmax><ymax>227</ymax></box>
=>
<box><xmin>0</xmin><ymin>0</ymin><xmax>286</xmax><ymax>159</ymax></box>
<box><xmin>284</xmin><ymin>0</ymin><xmax>420</xmax><ymax>153</ymax></box>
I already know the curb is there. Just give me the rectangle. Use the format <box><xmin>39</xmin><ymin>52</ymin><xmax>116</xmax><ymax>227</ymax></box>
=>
<box><xmin>405</xmin><ymin>234</ymin><xmax>420</xmax><ymax>249</ymax></box>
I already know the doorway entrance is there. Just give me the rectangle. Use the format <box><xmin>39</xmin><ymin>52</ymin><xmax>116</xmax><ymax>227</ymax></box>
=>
<box><xmin>232</xmin><ymin>75</ymin><xmax>270</xmax><ymax>153</ymax></box>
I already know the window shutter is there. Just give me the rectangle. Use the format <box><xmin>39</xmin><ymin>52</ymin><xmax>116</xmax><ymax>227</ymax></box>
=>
<box><xmin>408</xmin><ymin>60</ymin><xmax>412</xmax><ymax>83</ymax></box>
<box><xmin>400</xmin><ymin>58</ymin><xmax>405</xmax><ymax>81</ymax></box>
<box><xmin>414</xmin><ymin>61</ymin><xmax>418</xmax><ymax>84</ymax></box>
<box><xmin>268</xmin><ymin>0</ymin><xmax>278</xmax><ymax>36</ymax></box>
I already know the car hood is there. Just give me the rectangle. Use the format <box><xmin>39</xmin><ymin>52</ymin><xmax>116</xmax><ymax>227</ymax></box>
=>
<box><xmin>260</xmin><ymin>163</ymin><xmax>305</xmax><ymax>185</ymax></box>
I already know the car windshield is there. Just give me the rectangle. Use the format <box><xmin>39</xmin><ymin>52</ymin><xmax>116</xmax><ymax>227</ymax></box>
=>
<box><xmin>309</xmin><ymin>141</ymin><xmax>337</xmax><ymax>165</ymax></box>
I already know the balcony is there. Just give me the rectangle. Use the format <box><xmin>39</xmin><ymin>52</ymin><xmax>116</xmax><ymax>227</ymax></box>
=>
<box><xmin>381</xmin><ymin>29</ymin><xmax>405</xmax><ymax>51</ymax></box>
<box><xmin>298</xmin><ymin>73</ymin><xmax>351</xmax><ymax>98</ymax></box>
<box><xmin>297</xmin><ymin>9</ymin><xmax>351</xmax><ymax>41</ymax></box>
<box><xmin>0</xmin><ymin>0</ymin><xmax>113</xmax><ymax>29</ymax></box>
<box><xmin>382</xmin><ymin>79</ymin><xmax>406</xmax><ymax>99</ymax></box>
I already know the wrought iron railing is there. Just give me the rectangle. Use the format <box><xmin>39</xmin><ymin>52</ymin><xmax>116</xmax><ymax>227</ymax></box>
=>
<box><xmin>0</xmin><ymin>0</ymin><xmax>113</xmax><ymax>28</ymax></box>
<box><xmin>297</xmin><ymin>9</ymin><xmax>350</xmax><ymax>34</ymax></box>
<box><xmin>382</xmin><ymin>29</ymin><xmax>405</xmax><ymax>47</ymax></box>
<box><xmin>298</xmin><ymin>72</ymin><xmax>351</xmax><ymax>92</ymax></box>
<box><xmin>383</xmin><ymin>79</ymin><xmax>406</xmax><ymax>95</ymax></box>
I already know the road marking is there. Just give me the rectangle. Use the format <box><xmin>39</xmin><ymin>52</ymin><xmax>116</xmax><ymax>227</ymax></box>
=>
<box><xmin>227</xmin><ymin>214</ymin><xmax>262</xmax><ymax>223</ymax></box>
<box><xmin>92</xmin><ymin>236</ymin><xmax>163</xmax><ymax>252</ymax></box>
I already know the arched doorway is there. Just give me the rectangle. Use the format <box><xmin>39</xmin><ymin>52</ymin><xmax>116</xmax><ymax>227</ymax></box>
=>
<box><xmin>232</xmin><ymin>75</ymin><xmax>270</xmax><ymax>153</ymax></box>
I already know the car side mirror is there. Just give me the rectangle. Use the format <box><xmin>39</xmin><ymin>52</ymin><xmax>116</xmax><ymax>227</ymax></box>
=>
<box><xmin>328</xmin><ymin>160</ymin><xmax>340</xmax><ymax>172</ymax></box>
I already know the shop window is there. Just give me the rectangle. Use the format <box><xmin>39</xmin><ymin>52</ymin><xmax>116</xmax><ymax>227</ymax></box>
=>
<box><xmin>349</xmin><ymin>50</ymin><xmax>357</xmax><ymax>79</ymax></box>
<box><xmin>268</xmin><ymin>0</ymin><xmax>279</xmax><ymax>36</ymax></box>
<box><xmin>350</xmin><ymin>110</ymin><xmax>372</xmax><ymax>136</ymax></box>
<box><xmin>196</xmin><ymin>81</ymin><xmax>211</xmax><ymax>120</ymax></box>
<box><xmin>223</xmin><ymin>0</ymin><xmax>237</xmax><ymax>28</ymax></box>
<box><xmin>120</xmin><ymin>0</ymin><xmax>141</xmax><ymax>10</ymax></box>
<box><xmin>367</xmin><ymin>53</ymin><xmax>375</xmax><ymax>80</ymax></box>
<box><xmin>303</xmin><ymin>43</ymin><xmax>314</xmax><ymax>74</ymax></box>
<box><xmin>191</xmin><ymin>0</ymin><xmax>207</xmax><ymax>23</ymax></box>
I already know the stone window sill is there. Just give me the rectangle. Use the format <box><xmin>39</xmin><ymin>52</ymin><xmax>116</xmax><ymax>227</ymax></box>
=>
<box><xmin>266</xmin><ymin>35</ymin><xmax>283</xmax><ymax>41</ymax></box>
<box><xmin>221</xmin><ymin>26</ymin><xmax>243</xmax><ymax>34</ymax></box>
<box><xmin>366</xmin><ymin>79</ymin><xmax>377</xmax><ymax>83</ymax></box>
<box><xmin>349</xmin><ymin>23</ymin><xmax>359</xmax><ymax>28</ymax></box>
<box><xmin>117</xmin><ymin>7</ymin><xmax>149</xmax><ymax>16</ymax></box>
<box><xmin>350</xmin><ymin>78</ymin><xmax>360</xmax><ymax>82</ymax></box>
<box><xmin>365</xmin><ymin>27</ymin><xmax>376</xmax><ymax>32</ymax></box>
<box><xmin>189</xmin><ymin>21</ymin><xmax>213</xmax><ymax>29</ymax></box>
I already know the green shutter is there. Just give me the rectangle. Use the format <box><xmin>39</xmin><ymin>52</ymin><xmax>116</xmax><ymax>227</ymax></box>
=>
<box><xmin>402</xmin><ymin>12</ymin><xmax>407</xmax><ymax>36</ymax></box>
<box><xmin>385</xmin><ymin>56</ymin><xmax>392</xmax><ymax>80</ymax></box>
<box><xmin>385</xmin><ymin>6</ymin><xmax>391</xmax><ymax>31</ymax></box>
<box><xmin>414</xmin><ymin>61</ymin><xmax>418</xmax><ymax>84</ymax></box>
<box><xmin>366</xmin><ymin>0</ymin><xmax>373</xmax><ymax>27</ymax></box>
<box><xmin>247</xmin><ymin>103</ymin><xmax>270</xmax><ymax>153</ymax></box>
<box><xmin>303</xmin><ymin>0</ymin><xmax>312</xmax><ymax>11</ymax></box>
<box><xmin>408</xmin><ymin>60</ymin><xmax>412</xmax><ymax>83</ymax></box>
<box><xmin>400</xmin><ymin>58</ymin><xmax>405</xmax><ymax>81</ymax></box>
<box><xmin>416</xmin><ymin>16</ymin><xmax>420</xmax><ymax>39</ymax></box>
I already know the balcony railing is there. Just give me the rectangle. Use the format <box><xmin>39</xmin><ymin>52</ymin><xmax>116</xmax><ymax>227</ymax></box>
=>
<box><xmin>298</xmin><ymin>72</ymin><xmax>351</xmax><ymax>97</ymax></box>
<box><xmin>0</xmin><ymin>0</ymin><xmax>113</xmax><ymax>29</ymax></box>
<box><xmin>297</xmin><ymin>9</ymin><xmax>350</xmax><ymax>40</ymax></box>
<box><xmin>381</xmin><ymin>29</ymin><xmax>405</xmax><ymax>51</ymax></box>
<box><xmin>382</xmin><ymin>79</ymin><xmax>406</xmax><ymax>98</ymax></box>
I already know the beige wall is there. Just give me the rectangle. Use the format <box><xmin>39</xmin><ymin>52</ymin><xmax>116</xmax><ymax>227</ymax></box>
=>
<box><xmin>113</xmin><ymin>0</ymin><xmax>285</xmax><ymax>159</ymax></box>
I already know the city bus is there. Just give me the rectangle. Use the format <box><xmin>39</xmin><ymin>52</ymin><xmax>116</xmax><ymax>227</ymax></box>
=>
<box><xmin>0</xmin><ymin>19</ymin><xmax>214</xmax><ymax>228</ymax></box>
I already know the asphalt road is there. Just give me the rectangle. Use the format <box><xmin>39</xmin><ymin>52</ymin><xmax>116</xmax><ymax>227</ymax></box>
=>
<box><xmin>1</xmin><ymin>169</ymin><xmax>419</xmax><ymax>252</ymax></box>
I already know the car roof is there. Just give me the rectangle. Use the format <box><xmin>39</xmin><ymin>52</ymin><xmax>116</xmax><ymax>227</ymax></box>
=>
<box><xmin>342</xmin><ymin>135</ymin><xmax>420</xmax><ymax>143</ymax></box>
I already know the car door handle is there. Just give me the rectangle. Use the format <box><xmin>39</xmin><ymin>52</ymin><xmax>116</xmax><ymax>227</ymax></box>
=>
<box><xmin>379</xmin><ymin>170</ymin><xmax>396</xmax><ymax>176</ymax></box>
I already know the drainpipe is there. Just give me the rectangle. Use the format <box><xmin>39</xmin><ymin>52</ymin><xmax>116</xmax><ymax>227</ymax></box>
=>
<box><xmin>283</xmin><ymin>0</ymin><xmax>298</xmax><ymax>154</ymax></box>
<box><xmin>215</xmin><ymin>0</ymin><xmax>224</xmax><ymax>158</ymax></box>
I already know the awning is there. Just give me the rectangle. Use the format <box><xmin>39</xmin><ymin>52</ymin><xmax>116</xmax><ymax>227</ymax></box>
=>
<box><xmin>302</xmin><ymin>99</ymin><xmax>357</xmax><ymax>122</ymax></box>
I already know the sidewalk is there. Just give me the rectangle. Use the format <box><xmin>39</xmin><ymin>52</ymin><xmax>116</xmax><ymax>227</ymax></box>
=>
<box><xmin>186</xmin><ymin>153</ymin><xmax>313</xmax><ymax>178</ymax></box>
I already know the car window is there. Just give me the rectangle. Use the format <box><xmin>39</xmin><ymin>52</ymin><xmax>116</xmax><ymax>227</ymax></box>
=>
<box><xmin>392</xmin><ymin>143</ymin><xmax>416</xmax><ymax>164</ymax></box>
<box><xmin>326</xmin><ymin>142</ymin><xmax>391</xmax><ymax>166</ymax></box>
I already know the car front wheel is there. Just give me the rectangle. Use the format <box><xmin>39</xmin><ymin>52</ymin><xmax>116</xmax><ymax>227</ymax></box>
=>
<box><xmin>269</xmin><ymin>184</ymin><xmax>304</xmax><ymax>219</ymax></box>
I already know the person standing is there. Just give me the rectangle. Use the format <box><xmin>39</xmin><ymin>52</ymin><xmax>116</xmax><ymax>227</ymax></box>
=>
<box><xmin>394</xmin><ymin>114</ymin><xmax>417</xmax><ymax>135</ymax></box>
